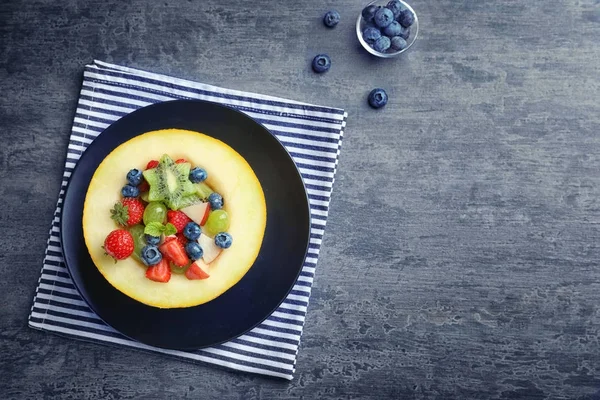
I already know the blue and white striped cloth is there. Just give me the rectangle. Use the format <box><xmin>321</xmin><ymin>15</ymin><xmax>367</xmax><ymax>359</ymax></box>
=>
<box><xmin>28</xmin><ymin>60</ymin><xmax>347</xmax><ymax>380</ymax></box>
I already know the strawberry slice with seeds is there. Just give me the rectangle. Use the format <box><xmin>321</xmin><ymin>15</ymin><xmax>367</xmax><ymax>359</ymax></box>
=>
<box><xmin>146</xmin><ymin>258</ymin><xmax>171</xmax><ymax>282</ymax></box>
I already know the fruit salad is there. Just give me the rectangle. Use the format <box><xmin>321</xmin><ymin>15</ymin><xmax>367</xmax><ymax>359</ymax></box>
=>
<box><xmin>103</xmin><ymin>154</ymin><xmax>233</xmax><ymax>283</ymax></box>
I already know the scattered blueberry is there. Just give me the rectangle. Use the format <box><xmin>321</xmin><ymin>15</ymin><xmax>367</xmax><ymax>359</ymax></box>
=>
<box><xmin>362</xmin><ymin>26</ymin><xmax>382</xmax><ymax>44</ymax></box>
<box><xmin>399</xmin><ymin>25</ymin><xmax>410</xmax><ymax>40</ymax></box>
<box><xmin>208</xmin><ymin>192</ymin><xmax>224</xmax><ymax>210</ymax></box>
<box><xmin>189</xmin><ymin>167</ymin><xmax>207</xmax><ymax>183</ymax></box>
<box><xmin>373</xmin><ymin>36</ymin><xmax>391</xmax><ymax>52</ymax></box>
<box><xmin>361</xmin><ymin>5</ymin><xmax>380</xmax><ymax>23</ymax></box>
<box><xmin>141</xmin><ymin>245</ymin><xmax>162</xmax><ymax>266</ymax></box>
<box><xmin>312</xmin><ymin>54</ymin><xmax>331</xmax><ymax>73</ymax></box>
<box><xmin>121</xmin><ymin>184</ymin><xmax>140</xmax><ymax>198</ymax></box>
<box><xmin>374</xmin><ymin>7</ymin><xmax>394</xmax><ymax>28</ymax></box>
<box><xmin>126</xmin><ymin>169</ymin><xmax>143</xmax><ymax>186</ymax></box>
<box><xmin>215</xmin><ymin>232</ymin><xmax>233</xmax><ymax>249</ymax></box>
<box><xmin>145</xmin><ymin>235</ymin><xmax>160</xmax><ymax>245</ymax></box>
<box><xmin>323</xmin><ymin>10</ymin><xmax>340</xmax><ymax>28</ymax></box>
<box><xmin>398</xmin><ymin>8</ymin><xmax>415</xmax><ymax>27</ymax></box>
<box><xmin>185</xmin><ymin>241</ymin><xmax>204</xmax><ymax>261</ymax></box>
<box><xmin>391</xmin><ymin>36</ymin><xmax>408</xmax><ymax>51</ymax></box>
<box><xmin>383</xmin><ymin>20</ymin><xmax>403</xmax><ymax>37</ymax></box>
<box><xmin>386</xmin><ymin>0</ymin><xmax>407</xmax><ymax>19</ymax></box>
<box><xmin>368</xmin><ymin>88</ymin><xmax>388</xmax><ymax>109</ymax></box>
<box><xmin>183</xmin><ymin>222</ymin><xmax>201</xmax><ymax>241</ymax></box>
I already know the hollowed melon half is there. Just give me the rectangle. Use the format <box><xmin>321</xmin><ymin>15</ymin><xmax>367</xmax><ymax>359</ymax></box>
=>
<box><xmin>82</xmin><ymin>129</ymin><xmax>266</xmax><ymax>308</ymax></box>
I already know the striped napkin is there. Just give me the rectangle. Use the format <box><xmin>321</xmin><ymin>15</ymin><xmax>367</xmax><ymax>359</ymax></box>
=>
<box><xmin>28</xmin><ymin>60</ymin><xmax>347</xmax><ymax>380</ymax></box>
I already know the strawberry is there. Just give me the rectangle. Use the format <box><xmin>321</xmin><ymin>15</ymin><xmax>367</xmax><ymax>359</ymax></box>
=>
<box><xmin>176</xmin><ymin>232</ymin><xmax>188</xmax><ymax>248</ymax></box>
<box><xmin>146</xmin><ymin>160</ymin><xmax>159</xmax><ymax>169</ymax></box>
<box><xmin>111</xmin><ymin>198</ymin><xmax>145</xmax><ymax>226</ymax></box>
<box><xmin>138</xmin><ymin>179</ymin><xmax>150</xmax><ymax>193</ymax></box>
<box><xmin>167</xmin><ymin>210</ymin><xmax>192</xmax><ymax>233</ymax></box>
<box><xmin>175</xmin><ymin>158</ymin><xmax>187</xmax><ymax>164</ymax></box>
<box><xmin>103</xmin><ymin>229</ymin><xmax>134</xmax><ymax>261</ymax></box>
<box><xmin>145</xmin><ymin>258</ymin><xmax>171</xmax><ymax>283</ymax></box>
<box><xmin>159</xmin><ymin>238</ymin><xmax>190</xmax><ymax>267</ymax></box>
<box><xmin>185</xmin><ymin>260</ymin><xmax>210</xmax><ymax>280</ymax></box>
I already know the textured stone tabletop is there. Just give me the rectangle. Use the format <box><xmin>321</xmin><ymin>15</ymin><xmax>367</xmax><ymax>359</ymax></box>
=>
<box><xmin>1</xmin><ymin>0</ymin><xmax>600</xmax><ymax>399</ymax></box>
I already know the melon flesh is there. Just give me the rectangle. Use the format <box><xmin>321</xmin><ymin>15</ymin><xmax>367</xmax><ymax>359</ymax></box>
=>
<box><xmin>82</xmin><ymin>129</ymin><xmax>266</xmax><ymax>308</ymax></box>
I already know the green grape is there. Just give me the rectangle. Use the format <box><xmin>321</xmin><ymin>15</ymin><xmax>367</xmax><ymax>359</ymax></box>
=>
<box><xmin>128</xmin><ymin>224</ymin><xmax>147</xmax><ymax>264</ymax></box>
<box><xmin>143</xmin><ymin>201</ymin><xmax>167</xmax><ymax>225</ymax></box>
<box><xmin>204</xmin><ymin>210</ymin><xmax>230</xmax><ymax>237</ymax></box>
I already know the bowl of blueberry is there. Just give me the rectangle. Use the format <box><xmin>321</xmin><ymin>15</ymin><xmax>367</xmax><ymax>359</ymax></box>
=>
<box><xmin>357</xmin><ymin>0</ymin><xmax>418</xmax><ymax>57</ymax></box>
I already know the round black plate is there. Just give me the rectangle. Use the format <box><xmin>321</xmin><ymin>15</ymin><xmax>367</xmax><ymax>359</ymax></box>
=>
<box><xmin>61</xmin><ymin>100</ymin><xmax>310</xmax><ymax>350</ymax></box>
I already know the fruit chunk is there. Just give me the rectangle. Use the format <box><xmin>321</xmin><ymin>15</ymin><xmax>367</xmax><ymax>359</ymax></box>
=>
<box><xmin>181</xmin><ymin>202</ymin><xmax>211</xmax><ymax>226</ymax></box>
<box><xmin>146</xmin><ymin>160</ymin><xmax>159</xmax><ymax>169</ymax></box>
<box><xmin>204</xmin><ymin>209</ymin><xmax>230</xmax><ymax>237</ymax></box>
<box><xmin>167</xmin><ymin>210</ymin><xmax>192</xmax><ymax>233</ymax></box>
<box><xmin>121</xmin><ymin>184</ymin><xmax>139</xmax><ymax>198</ymax></box>
<box><xmin>126</xmin><ymin>169</ymin><xmax>143</xmax><ymax>186</ymax></box>
<box><xmin>374</xmin><ymin>7</ymin><xmax>394</xmax><ymax>28</ymax></box>
<box><xmin>141</xmin><ymin>245</ymin><xmax>162</xmax><ymax>266</ymax></box>
<box><xmin>128</xmin><ymin>224</ymin><xmax>147</xmax><ymax>263</ymax></box>
<box><xmin>103</xmin><ymin>229</ymin><xmax>134</xmax><ymax>260</ymax></box>
<box><xmin>142</xmin><ymin>154</ymin><xmax>196</xmax><ymax>210</ymax></box>
<box><xmin>208</xmin><ymin>192</ymin><xmax>223</xmax><ymax>210</ymax></box>
<box><xmin>185</xmin><ymin>260</ymin><xmax>210</xmax><ymax>280</ymax></box>
<box><xmin>185</xmin><ymin>241</ymin><xmax>203</xmax><ymax>261</ymax></box>
<box><xmin>183</xmin><ymin>222</ymin><xmax>201</xmax><ymax>240</ymax></box>
<box><xmin>189</xmin><ymin>167</ymin><xmax>207</xmax><ymax>183</ymax></box>
<box><xmin>159</xmin><ymin>237</ymin><xmax>190</xmax><ymax>267</ymax></box>
<box><xmin>111</xmin><ymin>198</ymin><xmax>145</xmax><ymax>226</ymax></box>
<box><xmin>368</xmin><ymin>88</ymin><xmax>388</xmax><ymax>109</ymax></box>
<box><xmin>199</xmin><ymin>233</ymin><xmax>222</xmax><ymax>264</ymax></box>
<box><xmin>146</xmin><ymin>258</ymin><xmax>171</xmax><ymax>283</ymax></box>
<box><xmin>195</xmin><ymin>182</ymin><xmax>214</xmax><ymax>199</ymax></box>
<box><xmin>215</xmin><ymin>232</ymin><xmax>233</xmax><ymax>249</ymax></box>
<box><xmin>143</xmin><ymin>201</ymin><xmax>167</xmax><ymax>225</ymax></box>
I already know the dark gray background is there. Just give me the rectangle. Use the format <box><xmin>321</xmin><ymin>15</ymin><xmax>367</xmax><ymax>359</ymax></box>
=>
<box><xmin>2</xmin><ymin>0</ymin><xmax>600</xmax><ymax>399</ymax></box>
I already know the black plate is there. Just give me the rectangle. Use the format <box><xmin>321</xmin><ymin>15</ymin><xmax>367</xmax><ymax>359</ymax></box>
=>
<box><xmin>61</xmin><ymin>100</ymin><xmax>310</xmax><ymax>350</ymax></box>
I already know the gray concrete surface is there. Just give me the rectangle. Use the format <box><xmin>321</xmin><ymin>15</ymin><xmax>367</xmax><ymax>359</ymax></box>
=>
<box><xmin>1</xmin><ymin>0</ymin><xmax>600</xmax><ymax>398</ymax></box>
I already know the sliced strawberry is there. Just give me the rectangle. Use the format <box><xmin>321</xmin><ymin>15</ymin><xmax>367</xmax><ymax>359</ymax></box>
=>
<box><xmin>175</xmin><ymin>158</ymin><xmax>187</xmax><ymax>164</ymax></box>
<box><xmin>146</xmin><ymin>258</ymin><xmax>171</xmax><ymax>283</ymax></box>
<box><xmin>159</xmin><ymin>238</ymin><xmax>190</xmax><ymax>267</ymax></box>
<box><xmin>185</xmin><ymin>260</ymin><xmax>210</xmax><ymax>280</ymax></box>
<box><xmin>146</xmin><ymin>160</ymin><xmax>159</xmax><ymax>169</ymax></box>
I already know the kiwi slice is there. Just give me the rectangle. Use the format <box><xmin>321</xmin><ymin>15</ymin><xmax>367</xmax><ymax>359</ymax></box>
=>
<box><xmin>143</xmin><ymin>154</ymin><xmax>196</xmax><ymax>210</ymax></box>
<box><xmin>195</xmin><ymin>182</ymin><xmax>214</xmax><ymax>199</ymax></box>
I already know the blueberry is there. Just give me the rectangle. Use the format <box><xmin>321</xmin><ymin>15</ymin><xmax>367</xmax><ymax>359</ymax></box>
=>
<box><xmin>323</xmin><ymin>10</ymin><xmax>340</xmax><ymax>28</ymax></box>
<box><xmin>215</xmin><ymin>232</ymin><xmax>233</xmax><ymax>249</ymax></box>
<box><xmin>126</xmin><ymin>169</ymin><xmax>143</xmax><ymax>186</ymax></box>
<box><xmin>312</xmin><ymin>54</ymin><xmax>331</xmax><ymax>73</ymax></box>
<box><xmin>185</xmin><ymin>241</ymin><xmax>204</xmax><ymax>261</ymax></box>
<box><xmin>368</xmin><ymin>88</ymin><xmax>388</xmax><ymax>109</ymax></box>
<box><xmin>362</xmin><ymin>26</ymin><xmax>382</xmax><ymax>44</ymax></box>
<box><xmin>383</xmin><ymin>21</ymin><xmax>403</xmax><ymax>37</ymax></box>
<box><xmin>208</xmin><ymin>192</ymin><xmax>223</xmax><ymax>210</ymax></box>
<box><xmin>189</xmin><ymin>167</ymin><xmax>207</xmax><ymax>183</ymax></box>
<box><xmin>141</xmin><ymin>245</ymin><xmax>162</xmax><ymax>266</ymax></box>
<box><xmin>121</xmin><ymin>184</ymin><xmax>140</xmax><ymax>198</ymax></box>
<box><xmin>374</xmin><ymin>7</ymin><xmax>394</xmax><ymax>28</ymax></box>
<box><xmin>183</xmin><ymin>222</ymin><xmax>201</xmax><ymax>241</ymax></box>
<box><xmin>386</xmin><ymin>0</ymin><xmax>407</xmax><ymax>19</ymax></box>
<box><xmin>373</xmin><ymin>36</ymin><xmax>391</xmax><ymax>52</ymax></box>
<box><xmin>361</xmin><ymin>5</ymin><xmax>380</xmax><ymax>23</ymax></box>
<box><xmin>398</xmin><ymin>9</ymin><xmax>415</xmax><ymax>27</ymax></box>
<box><xmin>145</xmin><ymin>235</ymin><xmax>160</xmax><ymax>245</ymax></box>
<box><xmin>391</xmin><ymin>36</ymin><xmax>408</xmax><ymax>51</ymax></box>
<box><xmin>399</xmin><ymin>25</ymin><xmax>410</xmax><ymax>40</ymax></box>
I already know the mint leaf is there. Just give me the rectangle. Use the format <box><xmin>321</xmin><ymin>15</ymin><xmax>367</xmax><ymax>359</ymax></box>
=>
<box><xmin>163</xmin><ymin>223</ymin><xmax>177</xmax><ymax>236</ymax></box>
<box><xmin>144</xmin><ymin>222</ymin><xmax>164</xmax><ymax>237</ymax></box>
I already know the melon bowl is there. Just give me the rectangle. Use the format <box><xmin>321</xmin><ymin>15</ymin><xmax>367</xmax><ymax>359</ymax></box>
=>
<box><xmin>83</xmin><ymin>129</ymin><xmax>267</xmax><ymax>309</ymax></box>
<box><xmin>61</xmin><ymin>100</ymin><xmax>311</xmax><ymax>349</ymax></box>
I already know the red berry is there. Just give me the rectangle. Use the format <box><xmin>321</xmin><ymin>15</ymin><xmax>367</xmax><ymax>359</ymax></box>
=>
<box><xmin>159</xmin><ymin>238</ymin><xmax>190</xmax><ymax>267</ymax></box>
<box><xmin>175</xmin><ymin>158</ymin><xmax>187</xmax><ymax>164</ymax></box>
<box><xmin>167</xmin><ymin>210</ymin><xmax>192</xmax><ymax>233</ymax></box>
<box><xmin>146</xmin><ymin>160</ymin><xmax>159</xmax><ymax>169</ymax></box>
<box><xmin>146</xmin><ymin>258</ymin><xmax>171</xmax><ymax>283</ymax></box>
<box><xmin>138</xmin><ymin>180</ymin><xmax>150</xmax><ymax>193</ymax></box>
<box><xmin>176</xmin><ymin>232</ymin><xmax>188</xmax><ymax>248</ymax></box>
<box><xmin>111</xmin><ymin>199</ymin><xmax>145</xmax><ymax>226</ymax></box>
<box><xmin>103</xmin><ymin>229</ymin><xmax>134</xmax><ymax>260</ymax></box>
